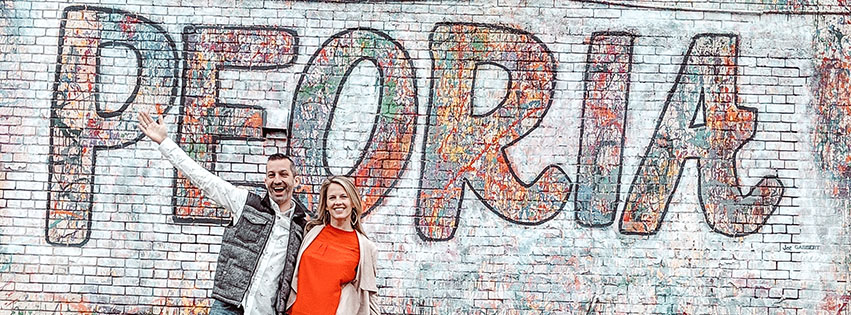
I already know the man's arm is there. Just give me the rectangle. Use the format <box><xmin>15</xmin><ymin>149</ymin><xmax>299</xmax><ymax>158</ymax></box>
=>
<box><xmin>138</xmin><ymin>112</ymin><xmax>248</xmax><ymax>220</ymax></box>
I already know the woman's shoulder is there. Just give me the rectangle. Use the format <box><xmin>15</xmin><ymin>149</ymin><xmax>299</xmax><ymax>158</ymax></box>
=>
<box><xmin>303</xmin><ymin>224</ymin><xmax>325</xmax><ymax>240</ymax></box>
<box><xmin>356</xmin><ymin>231</ymin><xmax>377</xmax><ymax>250</ymax></box>
<box><xmin>305</xmin><ymin>221</ymin><xmax>325</xmax><ymax>231</ymax></box>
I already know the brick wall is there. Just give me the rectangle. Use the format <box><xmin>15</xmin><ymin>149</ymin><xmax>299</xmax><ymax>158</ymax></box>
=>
<box><xmin>0</xmin><ymin>0</ymin><xmax>848</xmax><ymax>313</ymax></box>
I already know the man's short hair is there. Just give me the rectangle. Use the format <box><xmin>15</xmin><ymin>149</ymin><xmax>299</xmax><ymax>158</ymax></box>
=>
<box><xmin>267</xmin><ymin>153</ymin><xmax>296</xmax><ymax>176</ymax></box>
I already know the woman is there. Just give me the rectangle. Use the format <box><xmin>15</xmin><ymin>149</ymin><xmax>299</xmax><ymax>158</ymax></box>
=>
<box><xmin>287</xmin><ymin>176</ymin><xmax>380</xmax><ymax>315</ymax></box>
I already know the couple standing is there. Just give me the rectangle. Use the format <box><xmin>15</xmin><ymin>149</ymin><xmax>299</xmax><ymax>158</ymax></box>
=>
<box><xmin>138</xmin><ymin>113</ymin><xmax>380</xmax><ymax>315</ymax></box>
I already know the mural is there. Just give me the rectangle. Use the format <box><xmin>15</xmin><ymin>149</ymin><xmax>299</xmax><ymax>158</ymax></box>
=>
<box><xmin>7</xmin><ymin>0</ymin><xmax>843</xmax><ymax>312</ymax></box>
<box><xmin>813</xmin><ymin>15</ymin><xmax>851</xmax><ymax>312</ymax></box>
<box><xmin>814</xmin><ymin>15</ymin><xmax>851</xmax><ymax>197</ymax></box>
<box><xmin>45</xmin><ymin>10</ymin><xmax>792</xmax><ymax>244</ymax></box>
<box><xmin>174</xmin><ymin>26</ymin><xmax>297</xmax><ymax>222</ymax></box>
<box><xmin>287</xmin><ymin>28</ymin><xmax>418</xmax><ymax>214</ymax></box>
<box><xmin>48</xmin><ymin>6</ymin><xmax>178</xmax><ymax>245</ymax></box>
<box><xmin>574</xmin><ymin>32</ymin><xmax>634</xmax><ymax>227</ymax></box>
<box><xmin>415</xmin><ymin>23</ymin><xmax>572</xmax><ymax>241</ymax></box>
<box><xmin>620</xmin><ymin>34</ymin><xmax>784</xmax><ymax>236</ymax></box>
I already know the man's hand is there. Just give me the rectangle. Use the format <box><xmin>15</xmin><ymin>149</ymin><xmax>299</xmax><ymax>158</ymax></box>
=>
<box><xmin>137</xmin><ymin>112</ymin><xmax>168</xmax><ymax>144</ymax></box>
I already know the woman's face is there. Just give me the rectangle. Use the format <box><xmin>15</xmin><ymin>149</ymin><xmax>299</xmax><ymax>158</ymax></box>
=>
<box><xmin>325</xmin><ymin>183</ymin><xmax>354</xmax><ymax>223</ymax></box>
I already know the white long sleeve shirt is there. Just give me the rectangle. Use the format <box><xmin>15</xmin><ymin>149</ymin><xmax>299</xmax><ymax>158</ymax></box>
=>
<box><xmin>158</xmin><ymin>138</ymin><xmax>295</xmax><ymax>315</ymax></box>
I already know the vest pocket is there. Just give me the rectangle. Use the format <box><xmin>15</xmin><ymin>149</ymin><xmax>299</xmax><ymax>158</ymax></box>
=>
<box><xmin>235</xmin><ymin>213</ymin><xmax>270</xmax><ymax>243</ymax></box>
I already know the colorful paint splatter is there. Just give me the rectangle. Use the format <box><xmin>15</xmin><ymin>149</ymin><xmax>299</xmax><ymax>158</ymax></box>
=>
<box><xmin>814</xmin><ymin>16</ymin><xmax>851</xmax><ymax>197</ymax></box>
<box><xmin>48</xmin><ymin>6</ymin><xmax>178</xmax><ymax>245</ymax></box>
<box><xmin>620</xmin><ymin>34</ymin><xmax>784</xmax><ymax>236</ymax></box>
<box><xmin>575</xmin><ymin>32</ymin><xmax>634</xmax><ymax>227</ymax></box>
<box><xmin>174</xmin><ymin>26</ymin><xmax>297</xmax><ymax>221</ymax></box>
<box><xmin>416</xmin><ymin>23</ymin><xmax>571</xmax><ymax>241</ymax></box>
<box><xmin>287</xmin><ymin>28</ymin><xmax>418</xmax><ymax>213</ymax></box>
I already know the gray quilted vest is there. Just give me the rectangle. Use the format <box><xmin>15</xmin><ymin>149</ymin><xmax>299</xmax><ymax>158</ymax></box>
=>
<box><xmin>211</xmin><ymin>193</ymin><xmax>308</xmax><ymax>311</ymax></box>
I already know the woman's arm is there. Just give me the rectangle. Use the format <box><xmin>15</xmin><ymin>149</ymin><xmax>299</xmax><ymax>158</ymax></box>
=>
<box><xmin>367</xmin><ymin>243</ymin><xmax>381</xmax><ymax>315</ymax></box>
<box><xmin>368</xmin><ymin>292</ymin><xmax>381</xmax><ymax>315</ymax></box>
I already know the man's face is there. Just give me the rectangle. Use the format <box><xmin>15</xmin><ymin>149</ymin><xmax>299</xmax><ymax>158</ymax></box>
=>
<box><xmin>264</xmin><ymin>159</ymin><xmax>297</xmax><ymax>206</ymax></box>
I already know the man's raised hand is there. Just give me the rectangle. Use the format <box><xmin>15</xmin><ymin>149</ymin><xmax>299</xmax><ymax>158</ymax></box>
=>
<box><xmin>137</xmin><ymin>112</ymin><xmax>168</xmax><ymax>144</ymax></box>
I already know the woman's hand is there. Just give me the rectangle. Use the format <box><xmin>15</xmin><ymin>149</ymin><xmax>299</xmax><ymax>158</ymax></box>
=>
<box><xmin>137</xmin><ymin>112</ymin><xmax>168</xmax><ymax>144</ymax></box>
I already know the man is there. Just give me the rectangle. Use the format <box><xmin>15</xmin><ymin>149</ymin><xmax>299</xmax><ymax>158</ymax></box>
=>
<box><xmin>137</xmin><ymin>112</ymin><xmax>307</xmax><ymax>315</ymax></box>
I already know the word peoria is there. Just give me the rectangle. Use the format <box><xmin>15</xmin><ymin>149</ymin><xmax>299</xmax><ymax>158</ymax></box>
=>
<box><xmin>47</xmin><ymin>6</ymin><xmax>783</xmax><ymax>245</ymax></box>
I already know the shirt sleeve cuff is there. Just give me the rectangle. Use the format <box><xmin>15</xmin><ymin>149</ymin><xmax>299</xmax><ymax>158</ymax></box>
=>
<box><xmin>157</xmin><ymin>138</ymin><xmax>179</xmax><ymax>154</ymax></box>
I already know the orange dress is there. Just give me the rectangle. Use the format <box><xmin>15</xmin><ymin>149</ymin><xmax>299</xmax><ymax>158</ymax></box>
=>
<box><xmin>288</xmin><ymin>225</ymin><xmax>360</xmax><ymax>315</ymax></box>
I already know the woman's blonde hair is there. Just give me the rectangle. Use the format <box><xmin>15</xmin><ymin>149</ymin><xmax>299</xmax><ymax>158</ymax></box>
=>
<box><xmin>307</xmin><ymin>176</ymin><xmax>366</xmax><ymax>236</ymax></box>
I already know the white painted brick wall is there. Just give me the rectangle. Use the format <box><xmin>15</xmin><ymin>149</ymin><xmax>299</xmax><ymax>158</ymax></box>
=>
<box><xmin>0</xmin><ymin>0</ymin><xmax>848</xmax><ymax>313</ymax></box>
